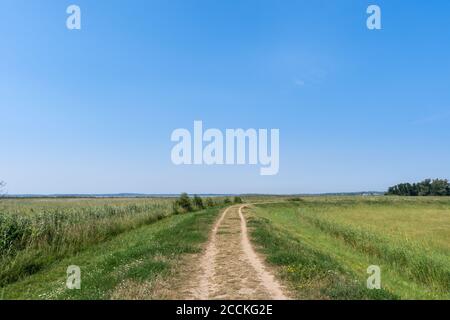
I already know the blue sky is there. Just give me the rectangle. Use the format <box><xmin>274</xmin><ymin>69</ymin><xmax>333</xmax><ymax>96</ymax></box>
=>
<box><xmin>1</xmin><ymin>0</ymin><xmax>450</xmax><ymax>194</ymax></box>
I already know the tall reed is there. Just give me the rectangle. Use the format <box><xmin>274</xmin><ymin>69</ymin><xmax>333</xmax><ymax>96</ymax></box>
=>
<box><xmin>0</xmin><ymin>199</ymin><xmax>174</xmax><ymax>286</ymax></box>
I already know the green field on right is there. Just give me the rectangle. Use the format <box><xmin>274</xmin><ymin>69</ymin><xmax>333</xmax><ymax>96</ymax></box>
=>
<box><xmin>248</xmin><ymin>196</ymin><xmax>450</xmax><ymax>300</ymax></box>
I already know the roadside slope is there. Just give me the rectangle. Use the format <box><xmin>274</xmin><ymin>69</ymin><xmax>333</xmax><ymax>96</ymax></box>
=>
<box><xmin>249</xmin><ymin>201</ymin><xmax>450</xmax><ymax>300</ymax></box>
<box><xmin>1</xmin><ymin>207</ymin><xmax>221</xmax><ymax>300</ymax></box>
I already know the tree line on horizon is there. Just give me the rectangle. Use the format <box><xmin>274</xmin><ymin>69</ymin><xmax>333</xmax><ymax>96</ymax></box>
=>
<box><xmin>386</xmin><ymin>179</ymin><xmax>450</xmax><ymax>196</ymax></box>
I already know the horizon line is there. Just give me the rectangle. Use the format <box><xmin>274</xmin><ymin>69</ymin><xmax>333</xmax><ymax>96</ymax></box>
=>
<box><xmin>3</xmin><ymin>191</ymin><xmax>385</xmax><ymax>198</ymax></box>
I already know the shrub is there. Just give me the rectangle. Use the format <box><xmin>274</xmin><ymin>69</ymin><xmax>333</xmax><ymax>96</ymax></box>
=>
<box><xmin>172</xmin><ymin>201</ymin><xmax>180</xmax><ymax>215</ymax></box>
<box><xmin>177</xmin><ymin>193</ymin><xmax>193</xmax><ymax>212</ymax></box>
<box><xmin>205</xmin><ymin>197</ymin><xmax>215</xmax><ymax>207</ymax></box>
<box><xmin>193</xmin><ymin>195</ymin><xmax>204</xmax><ymax>210</ymax></box>
<box><xmin>233</xmin><ymin>196</ymin><xmax>243</xmax><ymax>204</ymax></box>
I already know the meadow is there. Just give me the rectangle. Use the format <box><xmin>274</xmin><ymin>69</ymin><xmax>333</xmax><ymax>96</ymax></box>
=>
<box><xmin>1</xmin><ymin>195</ymin><xmax>449</xmax><ymax>300</ymax></box>
<box><xmin>0</xmin><ymin>197</ymin><xmax>225</xmax><ymax>299</ymax></box>
<box><xmin>248</xmin><ymin>196</ymin><xmax>450</xmax><ymax>299</ymax></box>
<box><xmin>0</xmin><ymin>198</ymin><xmax>180</xmax><ymax>287</ymax></box>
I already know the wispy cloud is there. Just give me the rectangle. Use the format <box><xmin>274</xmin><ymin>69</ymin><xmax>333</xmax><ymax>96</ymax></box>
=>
<box><xmin>293</xmin><ymin>78</ymin><xmax>305</xmax><ymax>87</ymax></box>
<box><xmin>410</xmin><ymin>112</ymin><xmax>450</xmax><ymax>125</ymax></box>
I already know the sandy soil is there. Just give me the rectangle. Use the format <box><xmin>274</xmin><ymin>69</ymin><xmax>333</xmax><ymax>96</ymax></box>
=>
<box><xmin>183</xmin><ymin>205</ymin><xmax>289</xmax><ymax>300</ymax></box>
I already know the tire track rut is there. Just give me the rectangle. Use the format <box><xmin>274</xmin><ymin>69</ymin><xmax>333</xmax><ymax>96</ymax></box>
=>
<box><xmin>188</xmin><ymin>205</ymin><xmax>288</xmax><ymax>300</ymax></box>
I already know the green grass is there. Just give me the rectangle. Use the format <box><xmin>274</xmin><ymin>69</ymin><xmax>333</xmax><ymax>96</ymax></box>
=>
<box><xmin>248</xmin><ymin>197</ymin><xmax>450</xmax><ymax>300</ymax></box>
<box><xmin>3</xmin><ymin>195</ymin><xmax>448</xmax><ymax>300</ymax></box>
<box><xmin>0</xmin><ymin>198</ymin><xmax>176</xmax><ymax>286</ymax></box>
<box><xmin>1</xmin><ymin>205</ymin><xmax>221</xmax><ymax>299</ymax></box>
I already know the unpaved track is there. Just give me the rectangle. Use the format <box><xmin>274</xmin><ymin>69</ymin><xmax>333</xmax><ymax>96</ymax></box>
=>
<box><xmin>187</xmin><ymin>205</ymin><xmax>289</xmax><ymax>300</ymax></box>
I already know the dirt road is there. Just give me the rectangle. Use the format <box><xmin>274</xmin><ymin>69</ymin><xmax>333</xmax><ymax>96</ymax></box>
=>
<box><xmin>185</xmin><ymin>205</ymin><xmax>289</xmax><ymax>300</ymax></box>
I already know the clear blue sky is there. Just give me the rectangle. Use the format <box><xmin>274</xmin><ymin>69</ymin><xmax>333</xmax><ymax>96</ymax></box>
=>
<box><xmin>1</xmin><ymin>0</ymin><xmax>450</xmax><ymax>194</ymax></box>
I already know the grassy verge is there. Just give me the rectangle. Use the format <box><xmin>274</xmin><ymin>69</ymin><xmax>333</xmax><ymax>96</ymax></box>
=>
<box><xmin>247</xmin><ymin>212</ymin><xmax>396</xmax><ymax>300</ymax></box>
<box><xmin>0</xmin><ymin>199</ymin><xmax>174</xmax><ymax>286</ymax></box>
<box><xmin>302</xmin><ymin>214</ymin><xmax>450</xmax><ymax>293</ymax></box>
<box><xmin>247</xmin><ymin>199</ymin><xmax>450</xmax><ymax>300</ymax></box>
<box><xmin>1</xmin><ymin>206</ymin><xmax>221</xmax><ymax>300</ymax></box>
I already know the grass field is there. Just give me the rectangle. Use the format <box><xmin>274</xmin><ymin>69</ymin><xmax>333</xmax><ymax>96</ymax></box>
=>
<box><xmin>0</xmin><ymin>198</ymin><xmax>177</xmax><ymax>288</ymax></box>
<box><xmin>248</xmin><ymin>196</ymin><xmax>450</xmax><ymax>300</ymax></box>
<box><xmin>1</xmin><ymin>196</ymin><xmax>449</xmax><ymax>300</ymax></box>
<box><xmin>0</xmin><ymin>198</ymin><xmax>221</xmax><ymax>299</ymax></box>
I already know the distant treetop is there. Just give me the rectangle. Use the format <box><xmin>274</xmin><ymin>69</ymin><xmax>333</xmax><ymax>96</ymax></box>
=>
<box><xmin>386</xmin><ymin>179</ymin><xmax>450</xmax><ymax>196</ymax></box>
